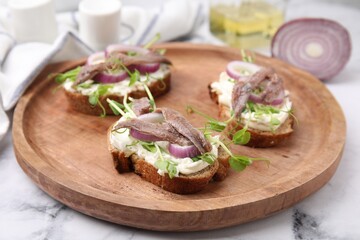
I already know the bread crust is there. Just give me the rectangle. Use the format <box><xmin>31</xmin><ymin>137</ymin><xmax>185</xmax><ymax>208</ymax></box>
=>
<box><xmin>208</xmin><ymin>83</ymin><xmax>294</xmax><ymax>148</ymax></box>
<box><xmin>64</xmin><ymin>72</ymin><xmax>171</xmax><ymax>115</ymax></box>
<box><xmin>108</xmin><ymin>125</ymin><xmax>230</xmax><ymax>194</ymax></box>
<box><xmin>225</xmin><ymin>116</ymin><xmax>294</xmax><ymax>148</ymax></box>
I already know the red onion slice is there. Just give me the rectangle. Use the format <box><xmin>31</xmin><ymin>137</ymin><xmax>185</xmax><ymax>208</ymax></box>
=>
<box><xmin>269</xmin><ymin>91</ymin><xmax>285</xmax><ymax>106</ymax></box>
<box><xmin>87</xmin><ymin>52</ymin><xmax>106</xmax><ymax>65</ymax></box>
<box><xmin>130</xmin><ymin>129</ymin><xmax>163</xmax><ymax>142</ymax></box>
<box><xmin>106</xmin><ymin>44</ymin><xmax>161</xmax><ymax>74</ymax></box>
<box><xmin>168</xmin><ymin>144</ymin><xmax>201</xmax><ymax>158</ymax></box>
<box><xmin>128</xmin><ymin>63</ymin><xmax>160</xmax><ymax>74</ymax></box>
<box><xmin>248</xmin><ymin>93</ymin><xmax>263</xmax><ymax>104</ymax></box>
<box><xmin>129</xmin><ymin>112</ymin><xmax>165</xmax><ymax>142</ymax></box>
<box><xmin>87</xmin><ymin>52</ymin><xmax>128</xmax><ymax>83</ymax></box>
<box><xmin>93</xmin><ymin>70</ymin><xmax>128</xmax><ymax>83</ymax></box>
<box><xmin>271</xmin><ymin>18</ymin><xmax>351</xmax><ymax>81</ymax></box>
<box><xmin>249</xmin><ymin>91</ymin><xmax>284</xmax><ymax>106</ymax></box>
<box><xmin>226</xmin><ymin>61</ymin><xmax>261</xmax><ymax>81</ymax></box>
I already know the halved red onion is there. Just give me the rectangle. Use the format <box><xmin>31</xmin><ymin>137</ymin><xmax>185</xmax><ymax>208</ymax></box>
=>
<box><xmin>168</xmin><ymin>144</ymin><xmax>201</xmax><ymax>158</ymax></box>
<box><xmin>87</xmin><ymin>52</ymin><xmax>106</xmax><ymax>65</ymax></box>
<box><xmin>226</xmin><ymin>61</ymin><xmax>261</xmax><ymax>81</ymax></box>
<box><xmin>93</xmin><ymin>70</ymin><xmax>128</xmax><ymax>83</ymax></box>
<box><xmin>130</xmin><ymin>129</ymin><xmax>162</xmax><ymax>142</ymax></box>
<box><xmin>271</xmin><ymin>18</ymin><xmax>351</xmax><ymax>81</ymax></box>
<box><xmin>105</xmin><ymin>44</ymin><xmax>149</xmax><ymax>57</ymax></box>
<box><xmin>137</xmin><ymin>112</ymin><xmax>164</xmax><ymax>123</ymax></box>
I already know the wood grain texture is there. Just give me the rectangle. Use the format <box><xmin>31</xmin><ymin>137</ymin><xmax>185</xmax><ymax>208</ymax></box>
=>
<box><xmin>12</xmin><ymin>43</ymin><xmax>346</xmax><ymax>231</ymax></box>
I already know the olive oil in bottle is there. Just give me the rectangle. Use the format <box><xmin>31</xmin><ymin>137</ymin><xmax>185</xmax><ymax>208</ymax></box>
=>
<box><xmin>210</xmin><ymin>0</ymin><xmax>286</xmax><ymax>49</ymax></box>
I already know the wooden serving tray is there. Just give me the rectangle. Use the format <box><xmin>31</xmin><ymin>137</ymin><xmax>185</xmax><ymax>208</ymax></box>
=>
<box><xmin>13</xmin><ymin>43</ymin><xmax>346</xmax><ymax>231</ymax></box>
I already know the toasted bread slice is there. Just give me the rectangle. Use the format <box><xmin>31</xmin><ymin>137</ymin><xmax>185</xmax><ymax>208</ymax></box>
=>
<box><xmin>209</xmin><ymin>84</ymin><xmax>294</xmax><ymax>148</ymax></box>
<box><xmin>108</xmin><ymin>126</ymin><xmax>230</xmax><ymax>194</ymax></box>
<box><xmin>64</xmin><ymin>72</ymin><xmax>171</xmax><ymax>116</ymax></box>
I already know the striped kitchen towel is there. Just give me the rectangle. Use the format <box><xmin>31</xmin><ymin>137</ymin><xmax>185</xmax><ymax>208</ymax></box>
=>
<box><xmin>0</xmin><ymin>0</ymin><xmax>204</xmax><ymax>140</ymax></box>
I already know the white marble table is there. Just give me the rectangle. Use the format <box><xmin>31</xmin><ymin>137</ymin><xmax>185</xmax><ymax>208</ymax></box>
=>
<box><xmin>1</xmin><ymin>1</ymin><xmax>360</xmax><ymax>239</ymax></box>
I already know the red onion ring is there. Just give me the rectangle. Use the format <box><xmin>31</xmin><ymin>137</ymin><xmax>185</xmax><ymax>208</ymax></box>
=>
<box><xmin>249</xmin><ymin>91</ymin><xmax>284</xmax><ymax>106</ymax></box>
<box><xmin>128</xmin><ymin>63</ymin><xmax>160</xmax><ymax>74</ymax></box>
<box><xmin>129</xmin><ymin>112</ymin><xmax>165</xmax><ymax>142</ymax></box>
<box><xmin>271</xmin><ymin>18</ymin><xmax>351</xmax><ymax>81</ymax></box>
<box><xmin>168</xmin><ymin>144</ymin><xmax>201</xmax><ymax>159</ymax></box>
<box><xmin>106</xmin><ymin>44</ymin><xmax>161</xmax><ymax>74</ymax></box>
<box><xmin>130</xmin><ymin>129</ymin><xmax>163</xmax><ymax>142</ymax></box>
<box><xmin>87</xmin><ymin>52</ymin><xmax>106</xmax><ymax>65</ymax></box>
<box><xmin>248</xmin><ymin>93</ymin><xmax>263</xmax><ymax>104</ymax></box>
<box><xmin>86</xmin><ymin>51</ymin><xmax>128</xmax><ymax>83</ymax></box>
<box><xmin>93</xmin><ymin>70</ymin><xmax>128</xmax><ymax>83</ymax></box>
<box><xmin>226</xmin><ymin>61</ymin><xmax>261</xmax><ymax>81</ymax></box>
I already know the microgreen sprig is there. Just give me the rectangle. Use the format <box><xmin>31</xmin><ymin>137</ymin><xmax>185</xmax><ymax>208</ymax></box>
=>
<box><xmin>241</xmin><ymin>49</ymin><xmax>255</xmax><ymax>63</ymax></box>
<box><xmin>286</xmin><ymin>108</ymin><xmax>299</xmax><ymax>126</ymax></box>
<box><xmin>123</xmin><ymin>93</ymin><xmax>136</xmax><ymax>118</ymax></box>
<box><xmin>244</xmin><ymin>101</ymin><xmax>283</xmax><ymax>132</ymax></box>
<box><xmin>154</xmin><ymin>143</ymin><xmax>178</xmax><ymax>179</ymax></box>
<box><xmin>140</xmin><ymin>141</ymin><xmax>157</xmax><ymax>153</ymax></box>
<box><xmin>105</xmin><ymin>56</ymin><xmax>141</xmax><ymax>87</ymax></box>
<box><xmin>232</xmin><ymin>126</ymin><xmax>251</xmax><ymax>145</ymax></box>
<box><xmin>207</xmin><ymin>135</ymin><xmax>269</xmax><ymax>172</ymax></box>
<box><xmin>53</xmin><ymin>67</ymin><xmax>82</xmax><ymax>84</ymax></box>
<box><xmin>186</xmin><ymin>105</ymin><xmax>251</xmax><ymax>145</ymax></box>
<box><xmin>88</xmin><ymin>85</ymin><xmax>113</xmax><ymax>117</ymax></box>
<box><xmin>143</xmin><ymin>33</ymin><xmax>161</xmax><ymax>49</ymax></box>
<box><xmin>142</xmin><ymin>79</ymin><xmax>156</xmax><ymax>111</ymax></box>
<box><xmin>77</xmin><ymin>80</ymin><xmax>93</xmax><ymax>89</ymax></box>
<box><xmin>192</xmin><ymin>152</ymin><xmax>216</xmax><ymax>165</ymax></box>
<box><xmin>156</xmin><ymin>49</ymin><xmax>167</xmax><ymax>55</ymax></box>
<box><xmin>186</xmin><ymin>105</ymin><xmax>231</xmax><ymax>132</ymax></box>
<box><xmin>106</xmin><ymin>98</ymin><xmax>126</xmax><ymax>116</ymax></box>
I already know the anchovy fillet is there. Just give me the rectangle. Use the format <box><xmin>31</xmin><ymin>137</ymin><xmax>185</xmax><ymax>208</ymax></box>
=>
<box><xmin>156</xmin><ymin>108</ymin><xmax>212</xmax><ymax>154</ymax></box>
<box><xmin>231</xmin><ymin>67</ymin><xmax>285</xmax><ymax>117</ymax></box>
<box><xmin>114</xmin><ymin>119</ymin><xmax>192</xmax><ymax>146</ymax></box>
<box><xmin>132</xmin><ymin>97</ymin><xmax>151</xmax><ymax>116</ymax></box>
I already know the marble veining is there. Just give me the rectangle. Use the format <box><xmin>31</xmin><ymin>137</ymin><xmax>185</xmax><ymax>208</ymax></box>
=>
<box><xmin>293</xmin><ymin>209</ymin><xmax>330</xmax><ymax>240</ymax></box>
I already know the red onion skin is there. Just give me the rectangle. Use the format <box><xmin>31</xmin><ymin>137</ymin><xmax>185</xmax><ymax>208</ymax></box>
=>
<box><xmin>168</xmin><ymin>144</ymin><xmax>201</xmax><ymax>159</ymax></box>
<box><xmin>271</xmin><ymin>18</ymin><xmax>351</xmax><ymax>81</ymax></box>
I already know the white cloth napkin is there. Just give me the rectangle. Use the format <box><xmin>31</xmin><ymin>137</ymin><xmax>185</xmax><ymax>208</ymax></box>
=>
<box><xmin>0</xmin><ymin>0</ymin><xmax>204</xmax><ymax>140</ymax></box>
